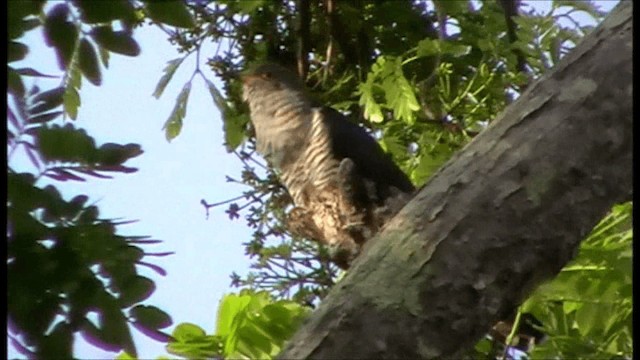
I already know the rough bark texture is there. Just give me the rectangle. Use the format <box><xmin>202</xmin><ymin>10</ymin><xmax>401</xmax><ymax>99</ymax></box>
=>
<box><xmin>278</xmin><ymin>2</ymin><xmax>632</xmax><ymax>359</ymax></box>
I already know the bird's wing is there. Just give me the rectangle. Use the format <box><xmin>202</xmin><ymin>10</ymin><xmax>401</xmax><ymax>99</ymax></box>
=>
<box><xmin>319</xmin><ymin>107</ymin><xmax>415</xmax><ymax>195</ymax></box>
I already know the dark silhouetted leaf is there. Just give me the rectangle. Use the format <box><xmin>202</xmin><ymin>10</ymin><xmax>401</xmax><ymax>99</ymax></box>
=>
<box><xmin>99</xmin><ymin>302</ymin><xmax>137</xmax><ymax>357</ymax></box>
<box><xmin>145</xmin><ymin>2</ymin><xmax>195</xmax><ymax>28</ymax></box>
<box><xmin>8</xmin><ymin>67</ymin><xmax>25</xmax><ymax>97</ymax></box>
<box><xmin>98</xmin><ymin>45</ymin><xmax>110</xmax><ymax>68</ymax></box>
<box><xmin>153</xmin><ymin>57</ymin><xmax>185</xmax><ymax>99</ymax></box>
<box><xmin>90</xmin><ymin>26</ymin><xmax>140</xmax><ymax>57</ymax></box>
<box><xmin>28</xmin><ymin>111</ymin><xmax>63</xmax><ymax>124</ymax></box>
<box><xmin>74</xmin><ymin>0</ymin><xmax>137</xmax><ymax>24</ymax></box>
<box><xmin>44</xmin><ymin>4</ymin><xmax>78</xmax><ymax>70</ymax></box>
<box><xmin>9</xmin><ymin>41</ymin><xmax>29</xmax><ymax>62</ymax></box>
<box><xmin>36</xmin><ymin>124</ymin><xmax>97</xmax><ymax>163</ymax></box>
<box><xmin>96</xmin><ymin>143</ymin><xmax>143</xmax><ymax>166</ymax></box>
<box><xmin>118</xmin><ymin>276</ymin><xmax>155</xmax><ymax>307</ymax></box>
<box><xmin>78</xmin><ymin>38</ymin><xmax>102</xmax><ymax>86</ymax></box>
<box><xmin>130</xmin><ymin>305</ymin><xmax>173</xmax><ymax>330</ymax></box>
<box><xmin>36</xmin><ymin>322</ymin><xmax>73</xmax><ymax>359</ymax></box>
<box><xmin>29</xmin><ymin>87</ymin><xmax>65</xmax><ymax>114</ymax></box>
<box><xmin>8</xmin><ymin>1</ymin><xmax>45</xmax><ymax>39</ymax></box>
<box><xmin>52</xmin><ymin>168</ymin><xmax>87</xmax><ymax>182</ymax></box>
<box><xmin>16</xmin><ymin>67</ymin><xmax>59</xmax><ymax>78</ymax></box>
<box><xmin>137</xmin><ymin>261</ymin><xmax>167</xmax><ymax>276</ymax></box>
<box><xmin>74</xmin><ymin>168</ymin><xmax>113</xmax><ymax>179</ymax></box>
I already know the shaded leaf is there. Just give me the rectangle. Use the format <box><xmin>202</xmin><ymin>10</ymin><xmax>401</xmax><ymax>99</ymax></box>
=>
<box><xmin>144</xmin><ymin>2</ymin><xmax>195</xmax><ymax>28</ymax></box>
<box><xmin>44</xmin><ymin>4</ymin><xmax>78</xmax><ymax>70</ymax></box>
<box><xmin>99</xmin><ymin>302</ymin><xmax>137</xmax><ymax>357</ymax></box>
<box><xmin>36</xmin><ymin>322</ymin><xmax>73</xmax><ymax>359</ymax></box>
<box><xmin>36</xmin><ymin>124</ymin><xmax>97</xmax><ymax>163</ymax></box>
<box><xmin>97</xmin><ymin>143</ymin><xmax>143</xmax><ymax>166</ymax></box>
<box><xmin>28</xmin><ymin>111</ymin><xmax>63</xmax><ymax>124</ymax></box>
<box><xmin>9</xmin><ymin>41</ymin><xmax>29</xmax><ymax>62</ymax></box>
<box><xmin>8</xmin><ymin>67</ymin><xmax>25</xmax><ymax>97</ymax></box>
<box><xmin>130</xmin><ymin>305</ymin><xmax>173</xmax><ymax>330</ymax></box>
<box><xmin>118</xmin><ymin>276</ymin><xmax>155</xmax><ymax>307</ymax></box>
<box><xmin>78</xmin><ymin>38</ymin><xmax>102</xmax><ymax>86</ymax></box>
<box><xmin>90</xmin><ymin>26</ymin><xmax>141</xmax><ymax>57</ymax></box>
<box><xmin>15</xmin><ymin>67</ymin><xmax>59</xmax><ymax>78</ymax></box>
<box><xmin>136</xmin><ymin>261</ymin><xmax>167</xmax><ymax>276</ymax></box>
<box><xmin>51</xmin><ymin>168</ymin><xmax>87</xmax><ymax>182</ymax></box>
<box><xmin>74</xmin><ymin>0</ymin><xmax>137</xmax><ymax>24</ymax></box>
<box><xmin>8</xmin><ymin>4</ymin><xmax>44</xmax><ymax>40</ymax></box>
<box><xmin>29</xmin><ymin>87</ymin><xmax>65</xmax><ymax>114</ymax></box>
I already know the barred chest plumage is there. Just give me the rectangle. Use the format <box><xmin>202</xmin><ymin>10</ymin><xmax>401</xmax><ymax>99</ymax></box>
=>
<box><xmin>279</xmin><ymin>109</ymin><xmax>341</xmax><ymax>208</ymax></box>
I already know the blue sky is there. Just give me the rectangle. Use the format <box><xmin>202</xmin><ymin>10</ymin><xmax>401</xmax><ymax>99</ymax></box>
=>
<box><xmin>9</xmin><ymin>19</ymin><xmax>253</xmax><ymax>359</ymax></box>
<box><xmin>7</xmin><ymin>1</ymin><xmax>619</xmax><ymax>358</ymax></box>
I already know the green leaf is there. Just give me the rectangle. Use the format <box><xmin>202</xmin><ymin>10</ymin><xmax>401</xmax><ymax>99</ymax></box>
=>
<box><xmin>153</xmin><ymin>57</ymin><xmax>185</xmax><ymax>99</ymax></box>
<box><xmin>162</xmin><ymin>82</ymin><xmax>191</xmax><ymax>141</ymax></box>
<box><xmin>9</xmin><ymin>41</ymin><xmax>29</xmax><ymax>62</ymax></box>
<box><xmin>74</xmin><ymin>0</ymin><xmax>137</xmax><ymax>24</ymax></box>
<box><xmin>44</xmin><ymin>4</ymin><xmax>78</xmax><ymax>70</ymax></box>
<box><xmin>204</xmin><ymin>78</ymin><xmax>248</xmax><ymax>151</ymax></box>
<box><xmin>78</xmin><ymin>38</ymin><xmax>102</xmax><ymax>86</ymax></box>
<box><xmin>433</xmin><ymin>0</ymin><xmax>469</xmax><ymax>16</ymax></box>
<box><xmin>168</xmin><ymin>323</ymin><xmax>224</xmax><ymax>359</ymax></box>
<box><xmin>130</xmin><ymin>305</ymin><xmax>173</xmax><ymax>330</ymax></box>
<box><xmin>216</xmin><ymin>293</ymin><xmax>253</xmax><ymax>336</ymax></box>
<box><xmin>416</xmin><ymin>38</ymin><xmax>440</xmax><ymax>58</ymax></box>
<box><xmin>115</xmin><ymin>352</ymin><xmax>137</xmax><ymax>360</ymax></box>
<box><xmin>172</xmin><ymin>323</ymin><xmax>206</xmax><ymax>341</ymax></box>
<box><xmin>235</xmin><ymin>0</ymin><xmax>265</xmax><ymax>14</ymax></box>
<box><xmin>90</xmin><ymin>26</ymin><xmax>141</xmax><ymax>57</ymax></box>
<box><xmin>63</xmin><ymin>85</ymin><xmax>81</xmax><ymax>120</ymax></box>
<box><xmin>144</xmin><ymin>2</ymin><xmax>195</xmax><ymax>28</ymax></box>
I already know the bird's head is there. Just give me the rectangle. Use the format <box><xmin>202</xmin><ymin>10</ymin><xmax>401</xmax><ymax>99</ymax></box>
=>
<box><xmin>241</xmin><ymin>63</ymin><xmax>309</xmax><ymax>105</ymax></box>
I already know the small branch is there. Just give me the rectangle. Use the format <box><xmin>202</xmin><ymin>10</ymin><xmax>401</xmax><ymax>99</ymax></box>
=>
<box><xmin>296</xmin><ymin>0</ymin><xmax>311</xmax><ymax>80</ymax></box>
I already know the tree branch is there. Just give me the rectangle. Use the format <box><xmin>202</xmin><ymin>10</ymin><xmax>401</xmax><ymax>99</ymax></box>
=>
<box><xmin>296</xmin><ymin>0</ymin><xmax>311</xmax><ymax>80</ymax></box>
<box><xmin>278</xmin><ymin>2</ymin><xmax>632</xmax><ymax>358</ymax></box>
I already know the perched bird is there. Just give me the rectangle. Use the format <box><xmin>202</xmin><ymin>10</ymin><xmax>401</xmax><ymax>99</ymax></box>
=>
<box><xmin>241</xmin><ymin>63</ymin><xmax>415</xmax><ymax>268</ymax></box>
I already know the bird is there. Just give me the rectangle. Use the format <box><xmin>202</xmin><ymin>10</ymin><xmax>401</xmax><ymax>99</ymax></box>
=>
<box><xmin>241</xmin><ymin>63</ymin><xmax>415</xmax><ymax>268</ymax></box>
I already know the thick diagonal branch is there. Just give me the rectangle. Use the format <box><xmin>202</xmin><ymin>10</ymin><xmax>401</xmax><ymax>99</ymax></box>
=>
<box><xmin>278</xmin><ymin>2</ymin><xmax>632</xmax><ymax>359</ymax></box>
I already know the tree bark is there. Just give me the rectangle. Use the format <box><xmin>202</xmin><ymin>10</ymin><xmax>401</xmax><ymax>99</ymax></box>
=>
<box><xmin>278</xmin><ymin>2</ymin><xmax>632</xmax><ymax>359</ymax></box>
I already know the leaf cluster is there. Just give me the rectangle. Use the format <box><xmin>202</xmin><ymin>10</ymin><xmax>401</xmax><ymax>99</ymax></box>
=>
<box><xmin>522</xmin><ymin>202</ymin><xmax>632</xmax><ymax>359</ymax></box>
<box><xmin>7</xmin><ymin>1</ymin><xmax>199</xmax><ymax>357</ymax></box>
<box><xmin>164</xmin><ymin>290</ymin><xmax>310</xmax><ymax>360</ymax></box>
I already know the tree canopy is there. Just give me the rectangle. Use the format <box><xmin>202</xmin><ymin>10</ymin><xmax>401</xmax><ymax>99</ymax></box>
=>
<box><xmin>7</xmin><ymin>1</ymin><xmax>631</xmax><ymax>359</ymax></box>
